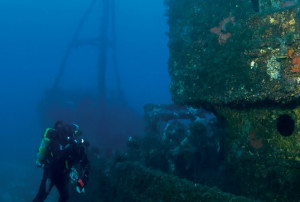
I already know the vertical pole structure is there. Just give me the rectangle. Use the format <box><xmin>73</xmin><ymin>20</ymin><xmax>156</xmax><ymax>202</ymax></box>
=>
<box><xmin>98</xmin><ymin>0</ymin><xmax>125</xmax><ymax>109</ymax></box>
<box><xmin>53</xmin><ymin>0</ymin><xmax>97</xmax><ymax>90</ymax></box>
<box><xmin>111</xmin><ymin>0</ymin><xmax>125</xmax><ymax>103</ymax></box>
<box><xmin>98</xmin><ymin>0</ymin><xmax>109</xmax><ymax>109</ymax></box>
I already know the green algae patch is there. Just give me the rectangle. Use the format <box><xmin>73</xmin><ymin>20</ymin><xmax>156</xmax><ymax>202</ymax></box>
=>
<box><xmin>110</xmin><ymin>162</ymin><xmax>254</xmax><ymax>202</ymax></box>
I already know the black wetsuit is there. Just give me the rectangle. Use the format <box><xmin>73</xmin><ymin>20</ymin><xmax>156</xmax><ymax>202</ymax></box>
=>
<box><xmin>33</xmin><ymin>126</ymin><xmax>89</xmax><ymax>202</ymax></box>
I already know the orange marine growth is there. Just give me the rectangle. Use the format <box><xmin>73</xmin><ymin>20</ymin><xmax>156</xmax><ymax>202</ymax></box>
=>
<box><xmin>292</xmin><ymin>57</ymin><xmax>300</xmax><ymax>72</ymax></box>
<box><xmin>293</xmin><ymin>57</ymin><xmax>300</xmax><ymax>67</ymax></box>
<box><xmin>248</xmin><ymin>130</ymin><xmax>263</xmax><ymax>149</ymax></box>
<box><xmin>288</xmin><ymin>49</ymin><xmax>294</xmax><ymax>59</ymax></box>
<box><xmin>288</xmin><ymin>49</ymin><xmax>300</xmax><ymax>73</ymax></box>
<box><xmin>210</xmin><ymin>16</ymin><xmax>235</xmax><ymax>45</ymax></box>
<box><xmin>291</xmin><ymin>66</ymin><xmax>300</xmax><ymax>73</ymax></box>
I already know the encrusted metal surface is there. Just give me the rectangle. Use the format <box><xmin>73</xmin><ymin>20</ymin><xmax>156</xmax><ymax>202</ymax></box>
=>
<box><xmin>167</xmin><ymin>0</ymin><xmax>300</xmax><ymax>107</ymax></box>
<box><xmin>215</xmin><ymin>106</ymin><xmax>300</xmax><ymax>200</ymax></box>
<box><xmin>166</xmin><ymin>0</ymin><xmax>300</xmax><ymax>200</ymax></box>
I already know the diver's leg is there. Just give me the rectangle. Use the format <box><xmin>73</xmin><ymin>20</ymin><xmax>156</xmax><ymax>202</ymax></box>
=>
<box><xmin>55</xmin><ymin>173</ymin><xmax>69</xmax><ymax>202</ymax></box>
<box><xmin>32</xmin><ymin>169</ymin><xmax>54</xmax><ymax>202</ymax></box>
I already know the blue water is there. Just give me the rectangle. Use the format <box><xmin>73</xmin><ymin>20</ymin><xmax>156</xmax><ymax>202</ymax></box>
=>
<box><xmin>0</xmin><ymin>0</ymin><xmax>170</xmax><ymax>201</ymax></box>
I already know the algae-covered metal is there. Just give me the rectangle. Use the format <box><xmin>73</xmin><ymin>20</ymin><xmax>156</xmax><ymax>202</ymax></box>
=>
<box><xmin>167</xmin><ymin>0</ymin><xmax>300</xmax><ymax>107</ymax></box>
<box><xmin>110</xmin><ymin>162</ymin><xmax>254</xmax><ymax>202</ymax></box>
<box><xmin>216</xmin><ymin>106</ymin><xmax>300</xmax><ymax>200</ymax></box>
<box><xmin>142</xmin><ymin>104</ymin><xmax>300</xmax><ymax>200</ymax></box>
<box><xmin>166</xmin><ymin>0</ymin><xmax>300</xmax><ymax>200</ymax></box>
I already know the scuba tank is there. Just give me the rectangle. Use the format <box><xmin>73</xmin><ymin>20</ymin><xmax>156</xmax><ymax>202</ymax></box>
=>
<box><xmin>36</xmin><ymin>128</ymin><xmax>52</xmax><ymax>166</ymax></box>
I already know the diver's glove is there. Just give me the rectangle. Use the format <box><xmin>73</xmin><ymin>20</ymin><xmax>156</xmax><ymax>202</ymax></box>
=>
<box><xmin>76</xmin><ymin>178</ymin><xmax>85</xmax><ymax>194</ymax></box>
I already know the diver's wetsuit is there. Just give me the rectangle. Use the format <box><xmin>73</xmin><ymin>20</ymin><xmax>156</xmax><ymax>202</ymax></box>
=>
<box><xmin>33</xmin><ymin>165</ymin><xmax>69</xmax><ymax>202</ymax></box>
<box><xmin>33</xmin><ymin>124</ymin><xmax>89</xmax><ymax>202</ymax></box>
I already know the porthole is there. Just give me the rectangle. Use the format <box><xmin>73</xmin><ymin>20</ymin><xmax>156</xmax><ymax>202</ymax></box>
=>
<box><xmin>276</xmin><ymin>114</ymin><xmax>295</xmax><ymax>137</ymax></box>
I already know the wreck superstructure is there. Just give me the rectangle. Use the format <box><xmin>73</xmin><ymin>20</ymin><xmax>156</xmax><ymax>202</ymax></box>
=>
<box><xmin>166</xmin><ymin>0</ymin><xmax>300</xmax><ymax>200</ymax></box>
<box><xmin>168</xmin><ymin>0</ymin><xmax>300</xmax><ymax>107</ymax></box>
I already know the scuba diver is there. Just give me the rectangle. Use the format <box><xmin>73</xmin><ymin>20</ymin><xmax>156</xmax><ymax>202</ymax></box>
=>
<box><xmin>33</xmin><ymin>121</ymin><xmax>89</xmax><ymax>202</ymax></box>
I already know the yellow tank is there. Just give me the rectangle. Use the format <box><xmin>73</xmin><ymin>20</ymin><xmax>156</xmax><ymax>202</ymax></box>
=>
<box><xmin>36</xmin><ymin>128</ymin><xmax>52</xmax><ymax>165</ymax></box>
